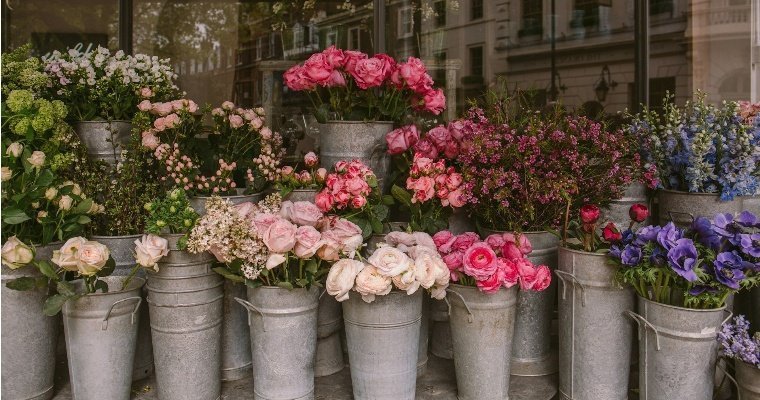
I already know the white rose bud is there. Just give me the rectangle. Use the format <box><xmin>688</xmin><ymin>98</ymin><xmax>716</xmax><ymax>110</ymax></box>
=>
<box><xmin>58</xmin><ymin>195</ymin><xmax>73</xmax><ymax>211</ymax></box>
<box><xmin>87</xmin><ymin>202</ymin><xmax>101</xmax><ymax>214</ymax></box>
<box><xmin>1</xmin><ymin>236</ymin><xmax>35</xmax><ymax>269</ymax></box>
<box><xmin>45</xmin><ymin>187</ymin><xmax>58</xmax><ymax>200</ymax></box>
<box><xmin>31</xmin><ymin>202</ymin><xmax>40</xmax><ymax>209</ymax></box>
<box><xmin>1</xmin><ymin>167</ymin><xmax>11</xmax><ymax>182</ymax></box>
<box><xmin>27</xmin><ymin>151</ymin><xmax>45</xmax><ymax>169</ymax></box>
<box><xmin>76</xmin><ymin>240</ymin><xmax>110</xmax><ymax>276</ymax></box>
<box><xmin>6</xmin><ymin>142</ymin><xmax>23</xmax><ymax>158</ymax></box>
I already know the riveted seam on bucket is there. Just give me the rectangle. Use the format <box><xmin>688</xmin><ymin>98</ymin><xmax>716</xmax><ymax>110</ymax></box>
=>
<box><xmin>343</xmin><ymin>316</ymin><xmax>422</xmax><ymax>328</ymax></box>
<box><xmin>149</xmin><ymin>318</ymin><xmax>222</xmax><ymax>334</ymax></box>
<box><xmin>147</xmin><ymin>294</ymin><xmax>224</xmax><ymax>307</ymax></box>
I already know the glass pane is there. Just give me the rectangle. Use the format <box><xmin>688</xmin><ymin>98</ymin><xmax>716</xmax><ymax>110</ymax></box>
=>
<box><xmin>3</xmin><ymin>0</ymin><xmax>120</xmax><ymax>55</ymax></box>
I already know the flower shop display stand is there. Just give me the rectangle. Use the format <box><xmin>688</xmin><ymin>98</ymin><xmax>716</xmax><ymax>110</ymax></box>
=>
<box><xmin>626</xmin><ymin>296</ymin><xmax>730</xmax><ymax>400</ymax></box>
<box><xmin>62</xmin><ymin>276</ymin><xmax>144</xmax><ymax>400</ymax></box>
<box><xmin>73</xmin><ymin>121</ymin><xmax>132</xmax><ymax>165</ymax></box>
<box><xmin>319</xmin><ymin>121</ymin><xmax>393</xmax><ymax>190</ymax></box>
<box><xmin>658</xmin><ymin>189</ymin><xmax>744</xmax><ymax>227</ymax></box>
<box><xmin>557</xmin><ymin>247</ymin><xmax>634</xmax><ymax>400</ymax></box>
<box><xmin>1</xmin><ymin>243</ymin><xmax>60</xmax><ymax>400</ymax></box>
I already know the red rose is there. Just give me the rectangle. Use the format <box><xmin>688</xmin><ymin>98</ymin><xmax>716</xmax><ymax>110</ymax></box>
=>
<box><xmin>579</xmin><ymin>204</ymin><xmax>601</xmax><ymax>224</ymax></box>
<box><xmin>602</xmin><ymin>222</ymin><xmax>622</xmax><ymax>242</ymax></box>
<box><xmin>629</xmin><ymin>203</ymin><xmax>649</xmax><ymax>223</ymax></box>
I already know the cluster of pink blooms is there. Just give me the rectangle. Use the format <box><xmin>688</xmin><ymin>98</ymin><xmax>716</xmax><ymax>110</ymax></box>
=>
<box><xmin>433</xmin><ymin>231</ymin><xmax>552</xmax><ymax>294</ymax></box>
<box><xmin>138</xmin><ymin>99</ymin><xmax>198</xmax><ymax>150</ymax></box>
<box><xmin>385</xmin><ymin>122</ymin><xmax>465</xmax><ymax>160</ymax></box>
<box><xmin>153</xmin><ymin>142</ymin><xmax>239</xmax><ymax>194</ymax></box>
<box><xmin>406</xmin><ymin>155</ymin><xmax>465</xmax><ymax>208</ymax></box>
<box><xmin>251</xmin><ymin>131</ymin><xmax>285</xmax><ymax>184</ymax></box>
<box><xmin>315</xmin><ymin>160</ymin><xmax>375</xmax><ymax>212</ymax></box>
<box><xmin>210</xmin><ymin>101</ymin><xmax>270</xmax><ymax>135</ymax></box>
<box><xmin>738</xmin><ymin>101</ymin><xmax>760</xmax><ymax>125</ymax></box>
<box><xmin>276</xmin><ymin>152</ymin><xmax>328</xmax><ymax>190</ymax></box>
<box><xmin>283</xmin><ymin>47</ymin><xmax>445</xmax><ymax>115</ymax></box>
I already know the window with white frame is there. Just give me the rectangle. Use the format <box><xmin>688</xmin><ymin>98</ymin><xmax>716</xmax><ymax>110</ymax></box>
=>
<box><xmin>398</xmin><ymin>6</ymin><xmax>414</xmax><ymax>39</ymax></box>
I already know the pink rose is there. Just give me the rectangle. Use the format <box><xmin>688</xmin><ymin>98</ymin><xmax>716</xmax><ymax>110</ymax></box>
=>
<box><xmin>229</xmin><ymin>114</ymin><xmax>244</xmax><ymax>128</ymax></box>
<box><xmin>386</xmin><ymin>125</ymin><xmax>419</xmax><ymax>155</ymax></box>
<box><xmin>531</xmin><ymin>265</ymin><xmax>552</xmax><ymax>291</ymax></box>
<box><xmin>187</xmin><ymin>101</ymin><xmax>199</xmax><ymax>113</ymax></box>
<box><xmin>317</xmin><ymin>231</ymin><xmax>342</xmax><ymax>262</ymax></box>
<box><xmin>372</xmin><ymin>53</ymin><xmax>396</xmax><ymax>79</ymax></box>
<box><xmin>141</xmin><ymin>132</ymin><xmax>160</xmax><ymax>150</ymax></box>
<box><xmin>442</xmin><ymin>251</ymin><xmax>464</xmax><ymax>270</ymax></box>
<box><xmin>302</xmin><ymin>53</ymin><xmax>333</xmax><ymax>86</ymax></box>
<box><xmin>447</xmin><ymin>189</ymin><xmax>466</xmax><ymax>208</ymax></box>
<box><xmin>368</xmin><ymin>246</ymin><xmax>412</xmax><ymax>277</ymax></box>
<box><xmin>334</xmin><ymin>160</ymin><xmax>348</xmax><ymax>173</ymax></box>
<box><xmin>152</xmin><ymin>102</ymin><xmax>173</xmax><ymax>116</ymax></box>
<box><xmin>153</xmin><ymin>117</ymin><xmax>166</xmax><ymax>131</ymax></box>
<box><xmin>394</xmin><ymin>57</ymin><xmax>432</xmax><ymax>92</ymax></box>
<box><xmin>433</xmin><ymin>230</ymin><xmax>453</xmax><ymax>249</ymax></box>
<box><xmin>289</xmin><ymin>201</ymin><xmax>323</xmax><ymax>227</ymax></box>
<box><xmin>443</xmin><ymin>141</ymin><xmax>459</xmax><ymax>159</ymax></box>
<box><xmin>350</xmin><ymin>57</ymin><xmax>388</xmax><ymax>89</ymax></box>
<box><xmin>408</xmin><ymin>176</ymin><xmax>435</xmax><ymax>203</ymax></box>
<box><xmin>476</xmin><ymin>269</ymin><xmax>505</xmax><ymax>293</ymax></box>
<box><xmin>385</xmin><ymin>231</ymin><xmax>416</xmax><ymax>247</ymax></box>
<box><xmin>345</xmin><ymin>177</ymin><xmax>368</xmax><ymax>196</ymax></box>
<box><xmin>251</xmin><ymin>212</ymin><xmax>280</xmax><ymax>234</ymax></box>
<box><xmin>171</xmin><ymin>100</ymin><xmax>185</xmax><ymax>111</ymax></box>
<box><xmin>294</xmin><ymin>225</ymin><xmax>322</xmax><ymax>258</ymax></box>
<box><xmin>515</xmin><ymin>259</ymin><xmax>537</xmax><ymax>290</ymax></box>
<box><xmin>423</xmin><ymin>88</ymin><xmax>446</xmax><ymax>115</ymax></box>
<box><xmin>316</xmin><ymin>168</ymin><xmax>327</xmax><ymax>182</ymax></box>
<box><xmin>334</xmin><ymin>191</ymin><xmax>351</xmax><ymax>208</ymax></box>
<box><xmin>517</xmin><ymin>234</ymin><xmax>533</xmax><ymax>255</ymax></box>
<box><xmin>283</xmin><ymin>65</ymin><xmax>315</xmax><ymax>91</ymax></box>
<box><xmin>351</xmin><ymin>195</ymin><xmax>367</xmax><ymax>209</ymax></box>
<box><xmin>413</xmin><ymin>137</ymin><xmax>439</xmax><ymax>159</ymax></box>
<box><xmin>462</xmin><ymin>242</ymin><xmax>498</xmax><ymax>280</ymax></box>
<box><xmin>445</xmin><ymin>173</ymin><xmax>463</xmax><ymax>191</ymax></box>
<box><xmin>140</xmin><ymin>87</ymin><xmax>153</xmax><ymax>98</ymax></box>
<box><xmin>448</xmin><ymin>120</ymin><xmax>466</xmax><ymax>141</ymax></box>
<box><xmin>500</xmin><ymin>258</ymin><xmax>520</xmax><ymax>288</ymax></box>
<box><xmin>315</xmin><ymin>190</ymin><xmax>333</xmax><ymax>212</ymax></box>
<box><xmin>304</xmin><ymin>151</ymin><xmax>319</xmax><ymax>167</ymax></box>
<box><xmin>138</xmin><ymin>100</ymin><xmax>152</xmax><ymax>111</ymax></box>
<box><xmin>485</xmin><ymin>234</ymin><xmax>506</xmax><ymax>251</ymax></box>
<box><xmin>331</xmin><ymin>219</ymin><xmax>364</xmax><ymax>257</ymax></box>
<box><xmin>326</xmin><ymin>70</ymin><xmax>346</xmax><ymax>87</ymax></box>
<box><xmin>322</xmin><ymin>46</ymin><xmax>346</xmax><ymax>67</ymax></box>
<box><xmin>262</xmin><ymin>217</ymin><xmax>297</xmax><ymax>253</ymax></box>
<box><xmin>452</xmin><ymin>232</ymin><xmax>479</xmax><ymax>251</ymax></box>
<box><xmin>164</xmin><ymin>113</ymin><xmax>180</xmax><ymax>129</ymax></box>
<box><xmin>354</xmin><ymin>265</ymin><xmax>393</xmax><ymax>303</ymax></box>
<box><xmin>426</xmin><ymin>126</ymin><xmax>451</xmax><ymax>150</ymax></box>
<box><xmin>342</xmin><ymin>50</ymin><xmax>368</xmax><ymax>73</ymax></box>
<box><xmin>412</xmin><ymin>232</ymin><xmax>437</xmax><ymax>250</ymax></box>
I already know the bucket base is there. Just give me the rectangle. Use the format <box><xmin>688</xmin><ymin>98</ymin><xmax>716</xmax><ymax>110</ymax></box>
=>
<box><xmin>417</xmin><ymin>358</ymin><xmax>428</xmax><ymax>377</ymax></box>
<box><xmin>254</xmin><ymin>390</ymin><xmax>314</xmax><ymax>400</ymax></box>
<box><xmin>430</xmin><ymin>321</ymin><xmax>454</xmax><ymax>359</ymax></box>
<box><xmin>315</xmin><ymin>333</ymin><xmax>344</xmax><ymax>377</ymax></box>
<box><xmin>222</xmin><ymin>362</ymin><xmax>253</xmax><ymax>382</ymax></box>
<box><xmin>510</xmin><ymin>351</ymin><xmax>558</xmax><ymax>377</ymax></box>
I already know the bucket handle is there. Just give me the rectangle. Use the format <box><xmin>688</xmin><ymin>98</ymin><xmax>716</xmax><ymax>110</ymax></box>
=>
<box><xmin>554</xmin><ymin>270</ymin><xmax>586</xmax><ymax>307</ymax></box>
<box><xmin>667</xmin><ymin>210</ymin><xmax>694</xmax><ymax>223</ymax></box>
<box><xmin>443</xmin><ymin>289</ymin><xmax>474</xmax><ymax>323</ymax></box>
<box><xmin>716</xmin><ymin>356</ymin><xmax>741</xmax><ymax>400</ymax></box>
<box><xmin>623</xmin><ymin>310</ymin><xmax>661</xmax><ymax>351</ymax></box>
<box><xmin>319</xmin><ymin>289</ymin><xmax>327</xmax><ymax>300</ymax></box>
<box><xmin>721</xmin><ymin>310</ymin><xmax>734</xmax><ymax>327</ymax></box>
<box><xmin>102</xmin><ymin>296</ymin><xmax>142</xmax><ymax>331</ymax></box>
<box><xmin>235</xmin><ymin>297</ymin><xmax>268</xmax><ymax>332</ymax></box>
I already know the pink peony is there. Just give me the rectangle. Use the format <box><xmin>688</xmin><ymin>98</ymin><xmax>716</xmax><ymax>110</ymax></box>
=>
<box><xmin>386</xmin><ymin>125</ymin><xmax>419</xmax><ymax>155</ymax></box>
<box><xmin>229</xmin><ymin>114</ymin><xmax>244</xmax><ymax>128</ymax></box>
<box><xmin>350</xmin><ymin>57</ymin><xmax>388</xmax><ymax>89</ymax></box>
<box><xmin>262</xmin><ymin>217</ymin><xmax>297</xmax><ymax>253</ymax></box>
<box><xmin>294</xmin><ymin>225</ymin><xmax>322</xmax><ymax>258</ymax></box>
<box><xmin>462</xmin><ymin>243</ymin><xmax>498</xmax><ymax>280</ymax></box>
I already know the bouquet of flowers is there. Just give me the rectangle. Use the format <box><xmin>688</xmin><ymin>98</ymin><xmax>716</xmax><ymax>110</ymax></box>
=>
<box><xmin>283</xmin><ymin>47</ymin><xmax>445</xmax><ymax>122</ymax></box>
<box><xmin>629</xmin><ymin>94</ymin><xmax>760</xmax><ymax>200</ymax></box>
<box><xmin>43</xmin><ymin>46</ymin><xmax>179</xmax><ymax>121</ymax></box>
<box><xmin>432</xmin><ymin>230</ymin><xmax>551</xmax><ymax>293</ymax></box>
<box><xmin>457</xmin><ymin>104</ymin><xmax>647</xmax><ymax>232</ymax></box>
<box><xmin>275</xmin><ymin>152</ymin><xmax>327</xmax><ymax>196</ymax></box>
<box><xmin>315</xmin><ymin>159</ymin><xmax>391</xmax><ymax>239</ymax></box>
<box><xmin>608</xmin><ymin>211</ymin><xmax>760</xmax><ymax>309</ymax></box>
<box><xmin>391</xmin><ymin>154</ymin><xmax>465</xmax><ymax>234</ymax></box>
<box><xmin>134</xmin><ymin>99</ymin><xmax>284</xmax><ymax>195</ymax></box>
<box><xmin>325</xmin><ymin>231</ymin><xmax>450</xmax><ymax>303</ymax></box>
<box><xmin>561</xmin><ymin>203</ymin><xmax>650</xmax><ymax>253</ymax></box>
<box><xmin>188</xmin><ymin>194</ymin><xmax>364</xmax><ymax>289</ymax></box>
<box><xmin>718</xmin><ymin>315</ymin><xmax>759</xmax><ymax>368</ymax></box>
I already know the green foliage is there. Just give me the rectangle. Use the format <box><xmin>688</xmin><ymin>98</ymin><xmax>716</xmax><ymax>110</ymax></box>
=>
<box><xmin>143</xmin><ymin>188</ymin><xmax>199</xmax><ymax>244</ymax></box>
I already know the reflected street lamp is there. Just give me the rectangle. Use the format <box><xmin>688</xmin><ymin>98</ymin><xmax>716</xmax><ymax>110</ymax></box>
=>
<box><xmin>594</xmin><ymin>65</ymin><xmax>618</xmax><ymax>102</ymax></box>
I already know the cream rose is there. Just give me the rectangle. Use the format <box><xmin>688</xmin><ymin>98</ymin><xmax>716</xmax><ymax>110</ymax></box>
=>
<box><xmin>316</xmin><ymin>230</ymin><xmax>342</xmax><ymax>261</ymax></box>
<box><xmin>262</xmin><ymin>218</ymin><xmax>297</xmax><ymax>253</ymax></box>
<box><xmin>384</xmin><ymin>231</ymin><xmax>416</xmax><ymax>247</ymax></box>
<box><xmin>1</xmin><ymin>236</ymin><xmax>34</xmax><ymax>269</ymax></box>
<box><xmin>412</xmin><ymin>232</ymin><xmax>437</xmax><ymax>250</ymax></box>
<box><xmin>412</xmin><ymin>252</ymin><xmax>442</xmax><ymax>289</ymax></box>
<box><xmin>27</xmin><ymin>151</ymin><xmax>45</xmax><ymax>168</ymax></box>
<box><xmin>1</xmin><ymin>167</ymin><xmax>11</xmax><ymax>182</ymax></box>
<box><xmin>392</xmin><ymin>265</ymin><xmax>420</xmax><ymax>295</ymax></box>
<box><xmin>288</xmin><ymin>201</ymin><xmax>323</xmax><ymax>227</ymax></box>
<box><xmin>58</xmin><ymin>195</ymin><xmax>73</xmax><ymax>211</ymax></box>
<box><xmin>354</xmin><ymin>265</ymin><xmax>393</xmax><ymax>303</ymax></box>
<box><xmin>6</xmin><ymin>142</ymin><xmax>23</xmax><ymax>158</ymax></box>
<box><xmin>76</xmin><ymin>240</ymin><xmax>110</xmax><ymax>276</ymax></box>
<box><xmin>51</xmin><ymin>237</ymin><xmax>87</xmax><ymax>272</ymax></box>
<box><xmin>294</xmin><ymin>225</ymin><xmax>322</xmax><ymax>258</ymax></box>
<box><xmin>45</xmin><ymin>187</ymin><xmax>58</xmax><ymax>200</ymax></box>
<box><xmin>368</xmin><ymin>246</ymin><xmax>412</xmax><ymax>277</ymax></box>
<box><xmin>266</xmin><ymin>253</ymin><xmax>287</xmax><ymax>270</ymax></box>
<box><xmin>134</xmin><ymin>234</ymin><xmax>169</xmax><ymax>271</ymax></box>
<box><xmin>326</xmin><ymin>259</ymin><xmax>364</xmax><ymax>301</ymax></box>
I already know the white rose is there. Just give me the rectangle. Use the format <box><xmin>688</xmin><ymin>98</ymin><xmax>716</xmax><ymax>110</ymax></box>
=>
<box><xmin>6</xmin><ymin>142</ymin><xmax>23</xmax><ymax>158</ymax></box>
<box><xmin>76</xmin><ymin>240</ymin><xmax>110</xmax><ymax>276</ymax></box>
<box><xmin>1</xmin><ymin>167</ymin><xmax>11</xmax><ymax>182</ymax></box>
<box><xmin>412</xmin><ymin>232</ymin><xmax>437</xmax><ymax>250</ymax></box>
<box><xmin>367</xmin><ymin>246</ymin><xmax>412</xmax><ymax>277</ymax></box>
<box><xmin>45</xmin><ymin>187</ymin><xmax>58</xmax><ymax>200</ymax></box>
<box><xmin>133</xmin><ymin>234</ymin><xmax>169</xmax><ymax>271</ymax></box>
<box><xmin>354</xmin><ymin>265</ymin><xmax>393</xmax><ymax>303</ymax></box>
<box><xmin>71</xmin><ymin>183</ymin><xmax>82</xmax><ymax>196</ymax></box>
<box><xmin>37</xmin><ymin>210</ymin><xmax>48</xmax><ymax>222</ymax></box>
<box><xmin>87</xmin><ymin>202</ymin><xmax>102</xmax><ymax>214</ymax></box>
<box><xmin>411</xmin><ymin>252</ymin><xmax>441</xmax><ymax>289</ymax></box>
<box><xmin>27</xmin><ymin>151</ymin><xmax>45</xmax><ymax>168</ymax></box>
<box><xmin>51</xmin><ymin>237</ymin><xmax>87</xmax><ymax>272</ymax></box>
<box><xmin>326</xmin><ymin>259</ymin><xmax>364</xmax><ymax>302</ymax></box>
<box><xmin>58</xmin><ymin>195</ymin><xmax>73</xmax><ymax>211</ymax></box>
<box><xmin>1</xmin><ymin>236</ymin><xmax>34</xmax><ymax>269</ymax></box>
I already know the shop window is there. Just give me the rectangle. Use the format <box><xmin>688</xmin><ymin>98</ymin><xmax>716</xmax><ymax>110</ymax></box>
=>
<box><xmin>469</xmin><ymin>46</ymin><xmax>483</xmax><ymax>78</ymax></box>
<box><xmin>649</xmin><ymin>0</ymin><xmax>673</xmax><ymax>15</ymax></box>
<box><xmin>649</xmin><ymin>77</ymin><xmax>676</xmax><ymax>111</ymax></box>
<box><xmin>573</xmin><ymin>0</ymin><xmax>611</xmax><ymax>29</ymax></box>
<box><xmin>398</xmin><ymin>6</ymin><xmax>414</xmax><ymax>39</ymax></box>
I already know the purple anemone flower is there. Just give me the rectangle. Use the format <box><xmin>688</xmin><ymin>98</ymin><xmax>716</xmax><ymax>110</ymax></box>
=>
<box><xmin>667</xmin><ymin>238</ymin><xmax>699</xmax><ymax>282</ymax></box>
<box><xmin>634</xmin><ymin>225</ymin><xmax>661</xmax><ymax>246</ymax></box>
<box><xmin>692</xmin><ymin>217</ymin><xmax>721</xmax><ymax>250</ymax></box>
<box><xmin>621</xmin><ymin>244</ymin><xmax>643</xmax><ymax>266</ymax></box>
<box><xmin>657</xmin><ymin>223</ymin><xmax>683</xmax><ymax>250</ymax></box>
<box><xmin>736</xmin><ymin>211</ymin><xmax>760</xmax><ymax>229</ymax></box>
<box><xmin>739</xmin><ymin>234</ymin><xmax>760</xmax><ymax>258</ymax></box>
<box><xmin>713</xmin><ymin>213</ymin><xmax>741</xmax><ymax>243</ymax></box>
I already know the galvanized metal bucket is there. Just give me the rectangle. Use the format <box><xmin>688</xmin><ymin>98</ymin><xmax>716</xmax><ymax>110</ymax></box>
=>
<box><xmin>604</xmin><ymin>182</ymin><xmax>651</xmax><ymax>229</ymax></box>
<box><xmin>430</xmin><ymin>299</ymin><xmax>454</xmax><ymax>359</ymax></box>
<box><xmin>73</xmin><ymin>120</ymin><xmax>132</xmax><ymax>165</ymax></box>
<box><xmin>146</xmin><ymin>234</ymin><xmax>223</xmax><ymax>400</ymax></box>
<box><xmin>736</xmin><ymin>359</ymin><xmax>760</xmax><ymax>400</ymax></box>
<box><xmin>343</xmin><ymin>290</ymin><xmax>423</xmax><ymax>400</ymax></box>
<box><xmin>1</xmin><ymin>242</ymin><xmax>60</xmax><ymax>400</ymax></box>
<box><xmin>556</xmin><ymin>247</ymin><xmax>635</xmax><ymax>400</ymax></box>
<box><xmin>189</xmin><ymin>190</ymin><xmax>264</xmax><ymax>215</ymax></box>
<box><xmin>236</xmin><ymin>286</ymin><xmax>320</xmax><ymax>400</ymax></box>
<box><xmin>315</xmin><ymin>294</ymin><xmax>344</xmax><ymax>377</ymax></box>
<box><xmin>318</xmin><ymin>121</ymin><xmax>393</xmax><ymax>190</ymax></box>
<box><xmin>482</xmin><ymin>229</ymin><xmax>559</xmax><ymax>377</ymax></box>
<box><xmin>284</xmin><ymin>189</ymin><xmax>318</xmax><ymax>203</ymax></box>
<box><xmin>743</xmin><ymin>196</ymin><xmax>760</xmax><ymax>216</ymax></box>
<box><xmin>447</xmin><ymin>284</ymin><xmax>518</xmax><ymax>400</ymax></box>
<box><xmin>626</xmin><ymin>296</ymin><xmax>729</xmax><ymax>400</ymax></box>
<box><xmin>363</xmin><ymin>233</ymin><xmax>386</xmax><ymax>257</ymax></box>
<box><xmin>448</xmin><ymin>208</ymin><xmax>475</xmax><ymax>235</ymax></box>
<box><xmin>657</xmin><ymin>189</ymin><xmax>743</xmax><ymax>227</ymax></box>
<box><xmin>418</xmin><ymin>295</ymin><xmax>430</xmax><ymax>377</ymax></box>
<box><xmin>92</xmin><ymin>234</ymin><xmax>154</xmax><ymax>381</ymax></box>
<box><xmin>63</xmin><ymin>276</ymin><xmax>145</xmax><ymax>400</ymax></box>
<box><xmin>222</xmin><ymin>281</ymin><xmax>252</xmax><ymax>381</ymax></box>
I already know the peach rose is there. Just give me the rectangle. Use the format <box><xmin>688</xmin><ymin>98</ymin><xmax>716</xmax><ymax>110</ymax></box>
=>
<box><xmin>326</xmin><ymin>259</ymin><xmax>364</xmax><ymax>302</ymax></box>
<box><xmin>317</xmin><ymin>230</ymin><xmax>342</xmax><ymax>262</ymax></box>
<box><xmin>76</xmin><ymin>240</ymin><xmax>110</xmax><ymax>276</ymax></box>
<box><xmin>27</xmin><ymin>151</ymin><xmax>45</xmax><ymax>169</ymax></box>
<box><xmin>51</xmin><ymin>237</ymin><xmax>87</xmax><ymax>272</ymax></box>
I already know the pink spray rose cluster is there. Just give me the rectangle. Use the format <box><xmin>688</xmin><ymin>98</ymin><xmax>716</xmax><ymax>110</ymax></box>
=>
<box><xmin>137</xmin><ymin>99</ymin><xmax>198</xmax><ymax>151</ymax></box>
<box><xmin>406</xmin><ymin>154</ymin><xmax>465</xmax><ymax>208</ymax></box>
<box><xmin>433</xmin><ymin>230</ymin><xmax>552</xmax><ymax>294</ymax></box>
<box><xmin>315</xmin><ymin>159</ymin><xmax>376</xmax><ymax>212</ymax></box>
<box><xmin>276</xmin><ymin>152</ymin><xmax>328</xmax><ymax>191</ymax></box>
<box><xmin>283</xmin><ymin>46</ymin><xmax>445</xmax><ymax>121</ymax></box>
<box><xmin>738</xmin><ymin>101</ymin><xmax>760</xmax><ymax>125</ymax></box>
<box><xmin>325</xmin><ymin>231</ymin><xmax>450</xmax><ymax>303</ymax></box>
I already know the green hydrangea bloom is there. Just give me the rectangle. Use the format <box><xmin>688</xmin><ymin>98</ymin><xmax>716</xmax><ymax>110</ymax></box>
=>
<box><xmin>31</xmin><ymin>113</ymin><xmax>55</xmax><ymax>133</ymax></box>
<box><xmin>50</xmin><ymin>152</ymin><xmax>76</xmax><ymax>172</ymax></box>
<box><xmin>51</xmin><ymin>100</ymin><xmax>68</xmax><ymax>119</ymax></box>
<box><xmin>12</xmin><ymin>117</ymin><xmax>31</xmax><ymax>135</ymax></box>
<box><xmin>6</xmin><ymin>89</ymin><xmax>35</xmax><ymax>112</ymax></box>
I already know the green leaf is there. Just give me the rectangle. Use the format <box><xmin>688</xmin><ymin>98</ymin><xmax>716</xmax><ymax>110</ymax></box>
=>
<box><xmin>35</xmin><ymin>169</ymin><xmax>54</xmax><ymax>188</ymax></box>
<box><xmin>213</xmin><ymin>266</ymin><xmax>244</xmax><ymax>282</ymax></box>
<box><xmin>391</xmin><ymin>185</ymin><xmax>412</xmax><ymax>208</ymax></box>
<box><xmin>73</xmin><ymin>198</ymin><xmax>93</xmax><ymax>214</ymax></box>
<box><xmin>97</xmin><ymin>258</ymin><xmax>115</xmax><ymax>277</ymax></box>
<box><xmin>5</xmin><ymin>276</ymin><xmax>37</xmax><ymax>291</ymax></box>
<box><xmin>56</xmin><ymin>280</ymin><xmax>76</xmax><ymax>296</ymax></box>
<box><xmin>370</xmin><ymin>217</ymin><xmax>383</xmax><ymax>234</ymax></box>
<box><xmin>295</xmin><ymin>278</ymin><xmax>308</xmax><ymax>288</ymax></box>
<box><xmin>94</xmin><ymin>279</ymin><xmax>109</xmax><ymax>293</ymax></box>
<box><xmin>276</xmin><ymin>281</ymin><xmax>294</xmax><ymax>290</ymax></box>
<box><xmin>382</xmin><ymin>195</ymin><xmax>395</xmax><ymax>206</ymax></box>
<box><xmin>374</xmin><ymin>204</ymin><xmax>389</xmax><ymax>222</ymax></box>
<box><xmin>76</xmin><ymin>215</ymin><xmax>92</xmax><ymax>225</ymax></box>
<box><xmin>2</xmin><ymin>208</ymin><xmax>30</xmax><ymax>225</ymax></box>
<box><xmin>37</xmin><ymin>261</ymin><xmax>59</xmax><ymax>280</ymax></box>
<box><xmin>305</xmin><ymin>259</ymin><xmax>319</xmax><ymax>274</ymax></box>
<box><xmin>43</xmin><ymin>294</ymin><xmax>69</xmax><ymax>316</ymax></box>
